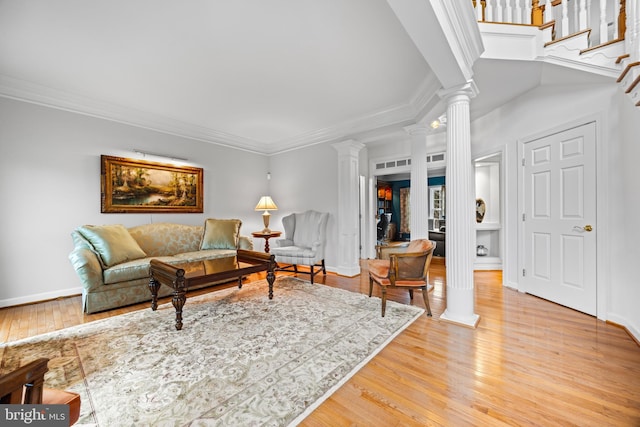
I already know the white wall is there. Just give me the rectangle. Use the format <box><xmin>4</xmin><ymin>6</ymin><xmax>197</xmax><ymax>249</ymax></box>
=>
<box><xmin>609</xmin><ymin>93</ymin><xmax>640</xmax><ymax>339</ymax></box>
<box><xmin>268</xmin><ymin>143</ymin><xmax>340</xmax><ymax>271</ymax></box>
<box><xmin>0</xmin><ymin>97</ymin><xmax>268</xmax><ymax>306</ymax></box>
<box><xmin>470</xmin><ymin>82</ymin><xmax>640</xmax><ymax>339</ymax></box>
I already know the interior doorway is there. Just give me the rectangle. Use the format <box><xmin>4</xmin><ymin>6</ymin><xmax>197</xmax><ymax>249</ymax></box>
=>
<box><xmin>375</xmin><ymin>174</ymin><xmax>409</xmax><ymax>245</ymax></box>
<box><xmin>372</xmin><ymin>169</ymin><xmax>447</xmax><ymax>257</ymax></box>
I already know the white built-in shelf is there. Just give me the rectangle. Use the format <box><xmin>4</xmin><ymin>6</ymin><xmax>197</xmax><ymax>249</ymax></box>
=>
<box><xmin>475</xmin><ymin>153</ymin><xmax>502</xmax><ymax>271</ymax></box>
<box><xmin>476</xmin><ymin>223</ymin><xmax>501</xmax><ymax>231</ymax></box>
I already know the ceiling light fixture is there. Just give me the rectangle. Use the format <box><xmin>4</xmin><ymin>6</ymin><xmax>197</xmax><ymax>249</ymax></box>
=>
<box><xmin>430</xmin><ymin>114</ymin><xmax>447</xmax><ymax>130</ymax></box>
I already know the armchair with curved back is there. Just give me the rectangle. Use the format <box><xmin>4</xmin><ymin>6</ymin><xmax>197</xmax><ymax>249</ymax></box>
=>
<box><xmin>0</xmin><ymin>358</ymin><xmax>81</xmax><ymax>425</ymax></box>
<box><xmin>270</xmin><ymin>210</ymin><xmax>329</xmax><ymax>284</ymax></box>
<box><xmin>368</xmin><ymin>239</ymin><xmax>436</xmax><ymax>317</ymax></box>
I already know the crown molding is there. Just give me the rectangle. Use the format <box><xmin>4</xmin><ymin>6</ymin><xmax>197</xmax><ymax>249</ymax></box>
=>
<box><xmin>0</xmin><ymin>73</ymin><xmax>439</xmax><ymax>156</ymax></box>
<box><xmin>267</xmin><ymin>100</ymin><xmax>416</xmax><ymax>155</ymax></box>
<box><xmin>0</xmin><ymin>74</ymin><xmax>269</xmax><ymax>154</ymax></box>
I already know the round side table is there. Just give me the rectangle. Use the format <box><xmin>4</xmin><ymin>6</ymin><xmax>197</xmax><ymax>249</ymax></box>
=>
<box><xmin>251</xmin><ymin>230</ymin><xmax>282</xmax><ymax>253</ymax></box>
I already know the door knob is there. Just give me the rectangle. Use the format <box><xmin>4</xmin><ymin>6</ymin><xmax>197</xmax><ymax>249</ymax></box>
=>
<box><xmin>573</xmin><ymin>225</ymin><xmax>593</xmax><ymax>232</ymax></box>
<box><xmin>584</xmin><ymin>225</ymin><xmax>593</xmax><ymax>232</ymax></box>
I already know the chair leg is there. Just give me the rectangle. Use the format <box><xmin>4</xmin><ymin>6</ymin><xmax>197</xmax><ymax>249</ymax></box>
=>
<box><xmin>408</xmin><ymin>289</ymin><xmax>414</xmax><ymax>300</ymax></box>
<box><xmin>368</xmin><ymin>276</ymin><xmax>373</xmax><ymax>297</ymax></box>
<box><xmin>421</xmin><ymin>286</ymin><xmax>432</xmax><ymax>317</ymax></box>
<box><xmin>381</xmin><ymin>287</ymin><xmax>387</xmax><ymax>317</ymax></box>
<box><xmin>293</xmin><ymin>265</ymin><xmax>298</xmax><ymax>274</ymax></box>
<box><xmin>310</xmin><ymin>265</ymin><xmax>314</xmax><ymax>284</ymax></box>
<box><xmin>321</xmin><ymin>259</ymin><xmax>326</xmax><ymax>275</ymax></box>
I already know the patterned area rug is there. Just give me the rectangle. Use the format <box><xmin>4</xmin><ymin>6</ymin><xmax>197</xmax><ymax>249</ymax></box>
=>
<box><xmin>0</xmin><ymin>277</ymin><xmax>423</xmax><ymax>426</ymax></box>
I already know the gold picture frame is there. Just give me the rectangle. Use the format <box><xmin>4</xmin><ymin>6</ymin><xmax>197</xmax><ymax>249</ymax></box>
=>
<box><xmin>101</xmin><ymin>155</ymin><xmax>203</xmax><ymax>213</ymax></box>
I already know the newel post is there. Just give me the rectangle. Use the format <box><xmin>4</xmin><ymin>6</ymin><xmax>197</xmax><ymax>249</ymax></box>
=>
<box><xmin>532</xmin><ymin>0</ymin><xmax>543</xmax><ymax>26</ymax></box>
<box><xmin>619</xmin><ymin>0</ymin><xmax>626</xmax><ymax>40</ymax></box>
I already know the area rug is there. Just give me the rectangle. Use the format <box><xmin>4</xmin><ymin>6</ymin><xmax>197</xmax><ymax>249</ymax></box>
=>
<box><xmin>0</xmin><ymin>277</ymin><xmax>424</xmax><ymax>426</ymax></box>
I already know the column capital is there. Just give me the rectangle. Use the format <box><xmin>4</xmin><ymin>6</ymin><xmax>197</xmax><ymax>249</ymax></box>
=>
<box><xmin>332</xmin><ymin>139</ymin><xmax>365</xmax><ymax>156</ymax></box>
<box><xmin>437</xmin><ymin>80</ymin><xmax>479</xmax><ymax>102</ymax></box>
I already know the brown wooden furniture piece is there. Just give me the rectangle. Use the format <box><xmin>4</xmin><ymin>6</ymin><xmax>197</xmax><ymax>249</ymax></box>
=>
<box><xmin>251</xmin><ymin>230</ymin><xmax>282</xmax><ymax>253</ymax></box>
<box><xmin>0</xmin><ymin>358</ymin><xmax>81</xmax><ymax>425</ymax></box>
<box><xmin>148</xmin><ymin>249</ymin><xmax>277</xmax><ymax>330</ymax></box>
<box><xmin>368</xmin><ymin>239</ymin><xmax>436</xmax><ymax>317</ymax></box>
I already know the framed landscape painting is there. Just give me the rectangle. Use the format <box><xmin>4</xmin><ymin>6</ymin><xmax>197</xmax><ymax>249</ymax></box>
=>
<box><xmin>101</xmin><ymin>155</ymin><xmax>203</xmax><ymax>213</ymax></box>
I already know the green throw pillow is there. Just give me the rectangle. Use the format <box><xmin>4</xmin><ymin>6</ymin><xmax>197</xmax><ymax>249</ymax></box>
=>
<box><xmin>200</xmin><ymin>218</ymin><xmax>242</xmax><ymax>250</ymax></box>
<box><xmin>77</xmin><ymin>224</ymin><xmax>147</xmax><ymax>268</ymax></box>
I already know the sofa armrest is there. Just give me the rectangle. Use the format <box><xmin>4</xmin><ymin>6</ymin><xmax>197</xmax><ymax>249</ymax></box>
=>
<box><xmin>68</xmin><ymin>246</ymin><xmax>104</xmax><ymax>292</ymax></box>
<box><xmin>238</xmin><ymin>235</ymin><xmax>253</xmax><ymax>250</ymax></box>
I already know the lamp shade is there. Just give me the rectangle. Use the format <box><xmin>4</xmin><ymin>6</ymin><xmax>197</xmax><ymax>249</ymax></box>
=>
<box><xmin>255</xmin><ymin>196</ymin><xmax>278</xmax><ymax>211</ymax></box>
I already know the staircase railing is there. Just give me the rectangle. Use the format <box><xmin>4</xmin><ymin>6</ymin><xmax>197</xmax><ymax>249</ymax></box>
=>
<box><xmin>473</xmin><ymin>0</ymin><xmax>627</xmax><ymax>50</ymax></box>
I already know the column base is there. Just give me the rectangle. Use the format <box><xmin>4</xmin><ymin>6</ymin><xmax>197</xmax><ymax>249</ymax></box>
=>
<box><xmin>336</xmin><ymin>265</ymin><xmax>360</xmax><ymax>277</ymax></box>
<box><xmin>439</xmin><ymin>310</ymin><xmax>480</xmax><ymax>328</ymax></box>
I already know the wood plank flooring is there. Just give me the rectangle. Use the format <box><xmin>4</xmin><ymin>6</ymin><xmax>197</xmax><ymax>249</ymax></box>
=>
<box><xmin>1</xmin><ymin>258</ymin><xmax>639</xmax><ymax>426</ymax></box>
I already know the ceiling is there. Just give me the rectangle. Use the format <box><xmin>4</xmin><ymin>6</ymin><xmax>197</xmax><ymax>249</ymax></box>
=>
<box><xmin>0</xmin><ymin>1</ymin><xmax>614</xmax><ymax>155</ymax></box>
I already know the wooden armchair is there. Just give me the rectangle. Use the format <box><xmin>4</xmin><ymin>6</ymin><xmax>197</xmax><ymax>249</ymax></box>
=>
<box><xmin>368</xmin><ymin>239</ymin><xmax>436</xmax><ymax>317</ymax></box>
<box><xmin>0</xmin><ymin>358</ymin><xmax>81</xmax><ymax>425</ymax></box>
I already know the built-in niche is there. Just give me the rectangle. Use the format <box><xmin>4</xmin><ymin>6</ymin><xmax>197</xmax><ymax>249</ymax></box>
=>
<box><xmin>474</xmin><ymin>152</ymin><xmax>502</xmax><ymax>270</ymax></box>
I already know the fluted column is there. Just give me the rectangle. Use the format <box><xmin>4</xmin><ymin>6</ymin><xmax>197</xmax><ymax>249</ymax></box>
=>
<box><xmin>438</xmin><ymin>81</ymin><xmax>480</xmax><ymax>328</ymax></box>
<box><xmin>404</xmin><ymin>124</ymin><xmax>430</xmax><ymax>240</ymax></box>
<box><xmin>332</xmin><ymin>139</ymin><xmax>364</xmax><ymax>277</ymax></box>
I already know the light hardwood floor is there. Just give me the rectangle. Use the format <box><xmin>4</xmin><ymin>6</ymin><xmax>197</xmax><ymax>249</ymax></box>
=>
<box><xmin>1</xmin><ymin>259</ymin><xmax>639</xmax><ymax>426</ymax></box>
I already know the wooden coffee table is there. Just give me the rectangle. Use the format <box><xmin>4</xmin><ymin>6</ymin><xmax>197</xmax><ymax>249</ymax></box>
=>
<box><xmin>148</xmin><ymin>249</ymin><xmax>276</xmax><ymax>330</ymax></box>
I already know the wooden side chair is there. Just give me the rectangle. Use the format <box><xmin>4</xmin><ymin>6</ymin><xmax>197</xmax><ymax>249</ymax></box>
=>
<box><xmin>0</xmin><ymin>358</ymin><xmax>81</xmax><ymax>425</ymax></box>
<box><xmin>368</xmin><ymin>239</ymin><xmax>436</xmax><ymax>317</ymax></box>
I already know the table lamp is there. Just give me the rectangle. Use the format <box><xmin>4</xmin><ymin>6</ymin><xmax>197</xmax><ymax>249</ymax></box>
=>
<box><xmin>255</xmin><ymin>196</ymin><xmax>278</xmax><ymax>233</ymax></box>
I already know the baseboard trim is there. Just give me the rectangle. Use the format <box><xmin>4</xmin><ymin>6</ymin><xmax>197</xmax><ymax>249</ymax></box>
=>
<box><xmin>606</xmin><ymin>319</ymin><xmax>640</xmax><ymax>347</ymax></box>
<box><xmin>0</xmin><ymin>287</ymin><xmax>82</xmax><ymax>309</ymax></box>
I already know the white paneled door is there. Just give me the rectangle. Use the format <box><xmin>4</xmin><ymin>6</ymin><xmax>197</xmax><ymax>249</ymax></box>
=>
<box><xmin>522</xmin><ymin>122</ymin><xmax>597</xmax><ymax>315</ymax></box>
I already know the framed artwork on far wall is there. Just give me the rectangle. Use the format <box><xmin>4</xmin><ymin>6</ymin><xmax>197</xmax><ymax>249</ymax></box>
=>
<box><xmin>101</xmin><ymin>155</ymin><xmax>203</xmax><ymax>213</ymax></box>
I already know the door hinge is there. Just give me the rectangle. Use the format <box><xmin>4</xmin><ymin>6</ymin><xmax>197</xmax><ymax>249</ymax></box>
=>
<box><xmin>522</xmin><ymin>158</ymin><xmax>525</xmax><ymax>166</ymax></box>
<box><xmin>522</xmin><ymin>213</ymin><xmax>526</xmax><ymax>221</ymax></box>
<box><xmin>522</xmin><ymin>269</ymin><xmax>526</xmax><ymax>277</ymax></box>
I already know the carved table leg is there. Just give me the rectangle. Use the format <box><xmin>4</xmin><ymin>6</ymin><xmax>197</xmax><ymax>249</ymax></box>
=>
<box><xmin>267</xmin><ymin>256</ymin><xmax>276</xmax><ymax>300</ymax></box>
<box><xmin>172</xmin><ymin>270</ymin><xmax>186</xmax><ymax>331</ymax></box>
<box><xmin>148</xmin><ymin>277</ymin><xmax>161</xmax><ymax>311</ymax></box>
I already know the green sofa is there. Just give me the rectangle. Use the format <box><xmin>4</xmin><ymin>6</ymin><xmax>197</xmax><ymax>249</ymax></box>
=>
<box><xmin>69</xmin><ymin>220</ymin><xmax>253</xmax><ymax>314</ymax></box>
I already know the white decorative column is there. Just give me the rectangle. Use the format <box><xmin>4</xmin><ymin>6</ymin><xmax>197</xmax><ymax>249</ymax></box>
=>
<box><xmin>332</xmin><ymin>140</ymin><xmax>364</xmax><ymax>277</ymax></box>
<box><xmin>404</xmin><ymin>124</ymin><xmax>430</xmax><ymax>240</ymax></box>
<box><xmin>438</xmin><ymin>81</ymin><xmax>480</xmax><ymax>328</ymax></box>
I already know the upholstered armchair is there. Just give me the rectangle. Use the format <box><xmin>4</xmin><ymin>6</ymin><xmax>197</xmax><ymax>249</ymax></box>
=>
<box><xmin>368</xmin><ymin>239</ymin><xmax>436</xmax><ymax>317</ymax></box>
<box><xmin>270</xmin><ymin>210</ymin><xmax>329</xmax><ymax>284</ymax></box>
